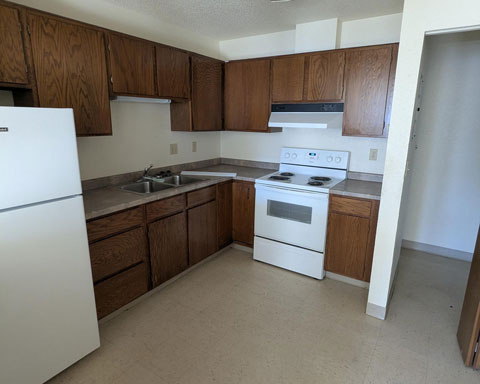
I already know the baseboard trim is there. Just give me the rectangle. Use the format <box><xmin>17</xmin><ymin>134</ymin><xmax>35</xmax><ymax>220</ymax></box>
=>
<box><xmin>402</xmin><ymin>239</ymin><xmax>473</xmax><ymax>261</ymax></box>
<box><xmin>366</xmin><ymin>302</ymin><xmax>387</xmax><ymax>320</ymax></box>
<box><xmin>325</xmin><ymin>271</ymin><xmax>370</xmax><ymax>289</ymax></box>
<box><xmin>231</xmin><ymin>242</ymin><xmax>253</xmax><ymax>254</ymax></box>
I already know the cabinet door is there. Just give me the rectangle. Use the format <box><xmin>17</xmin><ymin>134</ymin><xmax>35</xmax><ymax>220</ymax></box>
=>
<box><xmin>225</xmin><ymin>59</ymin><xmax>271</xmax><ymax>132</ymax></box>
<box><xmin>343</xmin><ymin>45</ymin><xmax>393</xmax><ymax>137</ymax></box>
<box><xmin>272</xmin><ymin>56</ymin><xmax>305</xmax><ymax>102</ymax></box>
<box><xmin>0</xmin><ymin>4</ymin><xmax>28</xmax><ymax>85</ymax></box>
<box><xmin>217</xmin><ymin>181</ymin><xmax>233</xmax><ymax>249</ymax></box>
<box><xmin>156</xmin><ymin>45</ymin><xmax>190</xmax><ymax>99</ymax></box>
<box><xmin>232</xmin><ymin>181</ymin><xmax>255</xmax><ymax>246</ymax></box>
<box><xmin>188</xmin><ymin>201</ymin><xmax>217</xmax><ymax>265</ymax></box>
<box><xmin>191</xmin><ymin>56</ymin><xmax>223</xmax><ymax>131</ymax></box>
<box><xmin>325</xmin><ymin>212</ymin><xmax>370</xmax><ymax>280</ymax></box>
<box><xmin>29</xmin><ymin>13</ymin><xmax>111</xmax><ymax>136</ymax></box>
<box><xmin>304</xmin><ymin>51</ymin><xmax>345</xmax><ymax>101</ymax></box>
<box><xmin>108</xmin><ymin>33</ymin><xmax>155</xmax><ymax>96</ymax></box>
<box><xmin>149</xmin><ymin>212</ymin><xmax>188</xmax><ymax>287</ymax></box>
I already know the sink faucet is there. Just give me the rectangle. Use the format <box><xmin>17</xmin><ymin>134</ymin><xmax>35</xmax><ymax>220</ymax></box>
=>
<box><xmin>138</xmin><ymin>164</ymin><xmax>153</xmax><ymax>181</ymax></box>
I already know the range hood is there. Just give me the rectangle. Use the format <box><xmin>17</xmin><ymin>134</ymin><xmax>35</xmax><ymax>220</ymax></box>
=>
<box><xmin>268</xmin><ymin>103</ymin><xmax>344</xmax><ymax>129</ymax></box>
<box><xmin>111</xmin><ymin>96</ymin><xmax>171</xmax><ymax>104</ymax></box>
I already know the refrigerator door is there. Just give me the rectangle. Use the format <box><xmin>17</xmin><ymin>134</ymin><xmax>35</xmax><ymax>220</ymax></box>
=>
<box><xmin>0</xmin><ymin>107</ymin><xmax>82</xmax><ymax>210</ymax></box>
<box><xmin>0</xmin><ymin>196</ymin><xmax>100</xmax><ymax>384</ymax></box>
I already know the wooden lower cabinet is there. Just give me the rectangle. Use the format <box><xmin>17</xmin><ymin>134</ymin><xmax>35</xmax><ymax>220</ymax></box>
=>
<box><xmin>188</xmin><ymin>200</ymin><xmax>217</xmax><ymax>265</ymax></box>
<box><xmin>217</xmin><ymin>181</ymin><xmax>233</xmax><ymax>249</ymax></box>
<box><xmin>325</xmin><ymin>195</ymin><xmax>379</xmax><ymax>282</ymax></box>
<box><xmin>94</xmin><ymin>263</ymin><xmax>149</xmax><ymax>319</ymax></box>
<box><xmin>148</xmin><ymin>212</ymin><xmax>188</xmax><ymax>288</ymax></box>
<box><xmin>232</xmin><ymin>181</ymin><xmax>255</xmax><ymax>247</ymax></box>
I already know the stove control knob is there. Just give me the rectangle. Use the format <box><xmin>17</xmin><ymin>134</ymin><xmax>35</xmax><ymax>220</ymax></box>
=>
<box><xmin>291</xmin><ymin>153</ymin><xmax>298</xmax><ymax>160</ymax></box>
<box><xmin>327</xmin><ymin>156</ymin><xmax>333</xmax><ymax>162</ymax></box>
<box><xmin>284</xmin><ymin>152</ymin><xmax>290</xmax><ymax>159</ymax></box>
<box><xmin>335</xmin><ymin>157</ymin><xmax>342</xmax><ymax>163</ymax></box>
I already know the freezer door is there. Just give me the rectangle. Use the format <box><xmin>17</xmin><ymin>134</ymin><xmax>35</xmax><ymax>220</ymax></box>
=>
<box><xmin>0</xmin><ymin>107</ymin><xmax>82</xmax><ymax>210</ymax></box>
<box><xmin>0</xmin><ymin>196</ymin><xmax>100</xmax><ymax>384</ymax></box>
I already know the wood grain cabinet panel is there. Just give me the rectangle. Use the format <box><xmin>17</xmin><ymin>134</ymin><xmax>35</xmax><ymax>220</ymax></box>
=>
<box><xmin>272</xmin><ymin>56</ymin><xmax>305</xmax><ymax>102</ymax></box>
<box><xmin>146</xmin><ymin>194</ymin><xmax>185</xmax><ymax>222</ymax></box>
<box><xmin>187</xmin><ymin>185</ymin><xmax>216</xmax><ymax>208</ymax></box>
<box><xmin>217</xmin><ymin>181</ymin><xmax>233</xmax><ymax>249</ymax></box>
<box><xmin>28</xmin><ymin>13</ymin><xmax>112</xmax><ymax>136</ymax></box>
<box><xmin>108</xmin><ymin>33</ymin><xmax>156</xmax><ymax>96</ymax></box>
<box><xmin>94</xmin><ymin>262</ymin><xmax>148</xmax><ymax>319</ymax></box>
<box><xmin>86</xmin><ymin>207</ymin><xmax>144</xmax><ymax>242</ymax></box>
<box><xmin>343</xmin><ymin>45</ymin><xmax>394</xmax><ymax>137</ymax></box>
<box><xmin>191</xmin><ymin>56</ymin><xmax>223</xmax><ymax>131</ymax></box>
<box><xmin>232</xmin><ymin>181</ymin><xmax>255</xmax><ymax>246</ymax></box>
<box><xmin>89</xmin><ymin>227</ymin><xmax>147</xmax><ymax>283</ymax></box>
<box><xmin>149</xmin><ymin>212</ymin><xmax>188</xmax><ymax>287</ymax></box>
<box><xmin>156</xmin><ymin>45</ymin><xmax>190</xmax><ymax>99</ymax></box>
<box><xmin>188</xmin><ymin>200</ymin><xmax>217</xmax><ymax>265</ymax></box>
<box><xmin>0</xmin><ymin>4</ymin><xmax>28</xmax><ymax>85</ymax></box>
<box><xmin>304</xmin><ymin>51</ymin><xmax>345</xmax><ymax>101</ymax></box>
<box><xmin>325</xmin><ymin>196</ymin><xmax>380</xmax><ymax>282</ymax></box>
<box><xmin>225</xmin><ymin>59</ymin><xmax>271</xmax><ymax>132</ymax></box>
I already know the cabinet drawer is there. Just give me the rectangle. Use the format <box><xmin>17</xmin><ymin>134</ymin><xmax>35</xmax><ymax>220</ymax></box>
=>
<box><xmin>94</xmin><ymin>263</ymin><xmax>148</xmax><ymax>319</ymax></box>
<box><xmin>330</xmin><ymin>195</ymin><xmax>371</xmax><ymax>218</ymax></box>
<box><xmin>89</xmin><ymin>227</ymin><xmax>147</xmax><ymax>283</ymax></box>
<box><xmin>187</xmin><ymin>186</ymin><xmax>216</xmax><ymax>208</ymax></box>
<box><xmin>146</xmin><ymin>194</ymin><xmax>185</xmax><ymax>222</ymax></box>
<box><xmin>87</xmin><ymin>207</ymin><xmax>143</xmax><ymax>242</ymax></box>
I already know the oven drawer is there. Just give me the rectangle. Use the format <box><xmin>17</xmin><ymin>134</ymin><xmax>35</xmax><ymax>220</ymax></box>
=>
<box><xmin>254</xmin><ymin>184</ymin><xmax>329</xmax><ymax>252</ymax></box>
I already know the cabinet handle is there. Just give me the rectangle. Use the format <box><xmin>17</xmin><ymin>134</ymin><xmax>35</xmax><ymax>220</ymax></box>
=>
<box><xmin>110</xmin><ymin>76</ymin><xmax>114</xmax><ymax>84</ymax></box>
<box><xmin>247</xmin><ymin>188</ymin><xmax>250</xmax><ymax>200</ymax></box>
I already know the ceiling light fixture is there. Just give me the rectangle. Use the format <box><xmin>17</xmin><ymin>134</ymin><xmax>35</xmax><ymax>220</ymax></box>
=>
<box><xmin>270</xmin><ymin>0</ymin><xmax>292</xmax><ymax>3</ymax></box>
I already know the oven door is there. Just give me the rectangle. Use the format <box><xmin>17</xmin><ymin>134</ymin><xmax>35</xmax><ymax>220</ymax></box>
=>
<box><xmin>254</xmin><ymin>183</ymin><xmax>329</xmax><ymax>252</ymax></box>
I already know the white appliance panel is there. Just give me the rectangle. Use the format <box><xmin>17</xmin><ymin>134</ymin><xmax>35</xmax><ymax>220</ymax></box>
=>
<box><xmin>254</xmin><ymin>184</ymin><xmax>329</xmax><ymax>252</ymax></box>
<box><xmin>0</xmin><ymin>107</ymin><xmax>82</xmax><ymax>210</ymax></box>
<box><xmin>254</xmin><ymin>236</ymin><xmax>325</xmax><ymax>279</ymax></box>
<box><xmin>0</xmin><ymin>196</ymin><xmax>100</xmax><ymax>384</ymax></box>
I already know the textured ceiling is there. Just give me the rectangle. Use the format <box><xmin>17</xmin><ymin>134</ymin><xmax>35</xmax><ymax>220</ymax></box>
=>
<box><xmin>105</xmin><ymin>0</ymin><xmax>404</xmax><ymax>40</ymax></box>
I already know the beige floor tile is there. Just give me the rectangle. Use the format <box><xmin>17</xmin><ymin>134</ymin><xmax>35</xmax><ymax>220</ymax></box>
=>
<box><xmin>47</xmin><ymin>247</ymin><xmax>480</xmax><ymax>384</ymax></box>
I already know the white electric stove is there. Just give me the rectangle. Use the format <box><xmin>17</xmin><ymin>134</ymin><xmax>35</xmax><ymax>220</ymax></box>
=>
<box><xmin>254</xmin><ymin>147</ymin><xmax>350</xmax><ymax>279</ymax></box>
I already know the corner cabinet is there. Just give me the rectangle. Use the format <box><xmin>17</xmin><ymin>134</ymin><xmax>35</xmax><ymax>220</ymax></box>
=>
<box><xmin>325</xmin><ymin>195</ymin><xmax>379</xmax><ymax>282</ymax></box>
<box><xmin>225</xmin><ymin>59</ymin><xmax>272</xmax><ymax>132</ymax></box>
<box><xmin>343</xmin><ymin>44</ymin><xmax>398</xmax><ymax>137</ymax></box>
<box><xmin>156</xmin><ymin>45</ymin><xmax>190</xmax><ymax>99</ymax></box>
<box><xmin>28</xmin><ymin>12</ymin><xmax>112</xmax><ymax>136</ymax></box>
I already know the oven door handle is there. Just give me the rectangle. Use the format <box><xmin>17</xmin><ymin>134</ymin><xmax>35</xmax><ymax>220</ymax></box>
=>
<box><xmin>255</xmin><ymin>183</ymin><xmax>329</xmax><ymax>199</ymax></box>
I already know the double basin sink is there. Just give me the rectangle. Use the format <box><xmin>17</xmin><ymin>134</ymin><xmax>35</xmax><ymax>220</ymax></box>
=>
<box><xmin>120</xmin><ymin>175</ymin><xmax>206</xmax><ymax>195</ymax></box>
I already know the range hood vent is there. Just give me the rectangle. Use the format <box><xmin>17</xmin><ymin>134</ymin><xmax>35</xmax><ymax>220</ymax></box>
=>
<box><xmin>268</xmin><ymin>103</ymin><xmax>343</xmax><ymax>129</ymax></box>
<box><xmin>111</xmin><ymin>96</ymin><xmax>171</xmax><ymax>104</ymax></box>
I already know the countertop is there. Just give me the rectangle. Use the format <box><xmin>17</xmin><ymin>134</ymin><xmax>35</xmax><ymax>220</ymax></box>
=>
<box><xmin>83</xmin><ymin>164</ymin><xmax>382</xmax><ymax>220</ymax></box>
<box><xmin>83</xmin><ymin>165</ymin><xmax>275</xmax><ymax>220</ymax></box>
<box><xmin>330</xmin><ymin>179</ymin><xmax>382</xmax><ymax>201</ymax></box>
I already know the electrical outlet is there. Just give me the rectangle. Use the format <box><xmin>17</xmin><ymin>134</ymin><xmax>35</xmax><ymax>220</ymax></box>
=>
<box><xmin>369</xmin><ymin>148</ymin><xmax>378</xmax><ymax>161</ymax></box>
<box><xmin>192</xmin><ymin>141</ymin><xmax>197</xmax><ymax>153</ymax></box>
<box><xmin>170</xmin><ymin>143</ymin><xmax>178</xmax><ymax>155</ymax></box>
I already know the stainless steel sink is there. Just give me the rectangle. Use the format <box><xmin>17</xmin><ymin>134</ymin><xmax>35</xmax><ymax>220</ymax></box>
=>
<box><xmin>160</xmin><ymin>175</ymin><xmax>206</xmax><ymax>186</ymax></box>
<box><xmin>120</xmin><ymin>181</ymin><xmax>174</xmax><ymax>194</ymax></box>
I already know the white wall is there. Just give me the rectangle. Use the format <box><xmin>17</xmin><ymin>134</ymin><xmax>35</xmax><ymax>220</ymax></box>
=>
<box><xmin>77</xmin><ymin>102</ymin><xmax>220</xmax><ymax>180</ymax></box>
<box><xmin>401</xmin><ymin>32</ymin><xmax>480</xmax><ymax>256</ymax></box>
<box><xmin>220</xmin><ymin>13</ymin><xmax>402</xmax><ymax>175</ymax></box>
<box><xmin>367</xmin><ymin>0</ymin><xmax>480</xmax><ymax>320</ymax></box>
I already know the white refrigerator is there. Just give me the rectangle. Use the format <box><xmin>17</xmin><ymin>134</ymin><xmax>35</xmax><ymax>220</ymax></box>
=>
<box><xmin>0</xmin><ymin>107</ymin><xmax>100</xmax><ymax>384</ymax></box>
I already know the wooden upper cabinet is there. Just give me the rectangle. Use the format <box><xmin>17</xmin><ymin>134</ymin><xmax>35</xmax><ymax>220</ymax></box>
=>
<box><xmin>108</xmin><ymin>33</ymin><xmax>156</xmax><ymax>96</ymax></box>
<box><xmin>28</xmin><ymin>13</ymin><xmax>112</xmax><ymax>136</ymax></box>
<box><xmin>304</xmin><ymin>51</ymin><xmax>345</xmax><ymax>101</ymax></box>
<box><xmin>225</xmin><ymin>59</ymin><xmax>271</xmax><ymax>132</ymax></box>
<box><xmin>272</xmin><ymin>56</ymin><xmax>305</xmax><ymax>102</ymax></box>
<box><xmin>191</xmin><ymin>56</ymin><xmax>223</xmax><ymax>131</ymax></box>
<box><xmin>156</xmin><ymin>45</ymin><xmax>190</xmax><ymax>99</ymax></box>
<box><xmin>0</xmin><ymin>4</ymin><xmax>28</xmax><ymax>85</ymax></box>
<box><xmin>343</xmin><ymin>44</ymin><xmax>395</xmax><ymax>137</ymax></box>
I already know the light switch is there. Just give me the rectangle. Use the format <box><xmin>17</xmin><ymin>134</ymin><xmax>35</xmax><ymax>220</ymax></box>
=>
<box><xmin>369</xmin><ymin>148</ymin><xmax>378</xmax><ymax>161</ymax></box>
<box><xmin>192</xmin><ymin>141</ymin><xmax>197</xmax><ymax>153</ymax></box>
<box><xmin>170</xmin><ymin>143</ymin><xmax>178</xmax><ymax>155</ymax></box>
